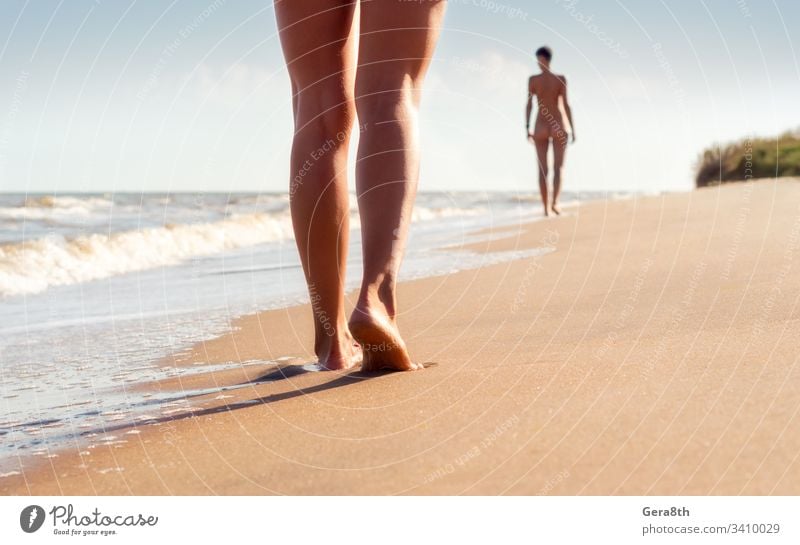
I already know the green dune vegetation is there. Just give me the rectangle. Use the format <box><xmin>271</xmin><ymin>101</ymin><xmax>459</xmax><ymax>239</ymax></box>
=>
<box><xmin>695</xmin><ymin>130</ymin><xmax>800</xmax><ymax>188</ymax></box>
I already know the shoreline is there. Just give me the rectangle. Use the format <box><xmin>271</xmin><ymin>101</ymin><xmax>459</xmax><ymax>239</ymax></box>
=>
<box><xmin>3</xmin><ymin>179</ymin><xmax>800</xmax><ymax>495</ymax></box>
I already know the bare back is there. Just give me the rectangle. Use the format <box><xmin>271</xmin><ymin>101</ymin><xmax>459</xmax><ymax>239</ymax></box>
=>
<box><xmin>529</xmin><ymin>71</ymin><xmax>567</xmax><ymax>142</ymax></box>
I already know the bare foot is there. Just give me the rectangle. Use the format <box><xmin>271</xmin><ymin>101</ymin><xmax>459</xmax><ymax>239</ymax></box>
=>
<box><xmin>349</xmin><ymin>302</ymin><xmax>420</xmax><ymax>372</ymax></box>
<box><xmin>551</xmin><ymin>202</ymin><xmax>560</xmax><ymax>215</ymax></box>
<box><xmin>315</xmin><ymin>334</ymin><xmax>362</xmax><ymax>371</ymax></box>
<box><xmin>543</xmin><ymin>206</ymin><xmax>550</xmax><ymax>217</ymax></box>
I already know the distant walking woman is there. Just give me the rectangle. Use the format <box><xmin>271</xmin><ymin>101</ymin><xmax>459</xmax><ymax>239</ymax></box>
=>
<box><xmin>526</xmin><ymin>46</ymin><xmax>575</xmax><ymax>216</ymax></box>
<box><xmin>275</xmin><ymin>1</ymin><xmax>446</xmax><ymax>371</ymax></box>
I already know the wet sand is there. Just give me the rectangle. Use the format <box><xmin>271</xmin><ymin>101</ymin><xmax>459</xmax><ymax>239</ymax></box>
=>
<box><xmin>3</xmin><ymin>179</ymin><xmax>800</xmax><ymax>495</ymax></box>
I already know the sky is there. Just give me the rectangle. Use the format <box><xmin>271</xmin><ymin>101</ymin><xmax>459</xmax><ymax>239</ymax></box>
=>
<box><xmin>0</xmin><ymin>0</ymin><xmax>798</xmax><ymax>194</ymax></box>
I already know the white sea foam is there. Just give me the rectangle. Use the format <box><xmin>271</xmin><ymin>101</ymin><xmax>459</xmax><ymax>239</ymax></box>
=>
<box><xmin>0</xmin><ymin>212</ymin><xmax>294</xmax><ymax>296</ymax></box>
<box><xmin>0</xmin><ymin>203</ymin><xmax>488</xmax><ymax>297</ymax></box>
<box><xmin>0</xmin><ymin>195</ymin><xmax>113</xmax><ymax>221</ymax></box>
<box><xmin>411</xmin><ymin>205</ymin><xmax>486</xmax><ymax>221</ymax></box>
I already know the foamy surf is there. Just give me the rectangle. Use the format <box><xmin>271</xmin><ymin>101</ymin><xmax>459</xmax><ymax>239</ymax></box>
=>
<box><xmin>0</xmin><ymin>212</ymin><xmax>294</xmax><ymax>297</ymax></box>
<box><xmin>0</xmin><ymin>193</ymin><xmax>489</xmax><ymax>297</ymax></box>
<box><xmin>0</xmin><ymin>195</ymin><xmax>114</xmax><ymax>221</ymax></box>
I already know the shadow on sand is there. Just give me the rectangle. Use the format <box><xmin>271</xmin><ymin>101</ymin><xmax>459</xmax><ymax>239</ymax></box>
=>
<box><xmin>74</xmin><ymin>361</ymin><xmax>438</xmax><ymax>438</ymax></box>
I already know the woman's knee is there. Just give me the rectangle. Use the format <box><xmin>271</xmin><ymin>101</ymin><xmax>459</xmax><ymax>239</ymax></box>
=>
<box><xmin>355</xmin><ymin>75</ymin><xmax>419</xmax><ymax>124</ymax></box>
<box><xmin>293</xmin><ymin>85</ymin><xmax>355</xmax><ymax>140</ymax></box>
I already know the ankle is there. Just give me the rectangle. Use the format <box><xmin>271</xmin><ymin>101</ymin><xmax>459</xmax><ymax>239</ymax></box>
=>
<box><xmin>358</xmin><ymin>274</ymin><xmax>397</xmax><ymax>318</ymax></box>
<box><xmin>314</xmin><ymin>330</ymin><xmax>353</xmax><ymax>358</ymax></box>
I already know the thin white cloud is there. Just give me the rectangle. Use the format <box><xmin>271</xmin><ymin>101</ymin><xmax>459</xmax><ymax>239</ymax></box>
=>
<box><xmin>195</xmin><ymin>62</ymin><xmax>285</xmax><ymax>106</ymax></box>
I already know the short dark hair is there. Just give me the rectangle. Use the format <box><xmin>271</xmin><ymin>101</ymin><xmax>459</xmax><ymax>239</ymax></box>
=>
<box><xmin>536</xmin><ymin>46</ymin><xmax>552</xmax><ymax>61</ymax></box>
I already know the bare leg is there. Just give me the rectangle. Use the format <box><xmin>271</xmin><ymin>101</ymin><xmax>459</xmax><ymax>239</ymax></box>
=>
<box><xmin>349</xmin><ymin>0</ymin><xmax>446</xmax><ymax>371</ymax></box>
<box><xmin>275</xmin><ymin>0</ymin><xmax>360</xmax><ymax>370</ymax></box>
<box><xmin>534</xmin><ymin>137</ymin><xmax>550</xmax><ymax>217</ymax></box>
<box><xmin>552</xmin><ymin>134</ymin><xmax>567</xmax><ymax>215</ymax></box>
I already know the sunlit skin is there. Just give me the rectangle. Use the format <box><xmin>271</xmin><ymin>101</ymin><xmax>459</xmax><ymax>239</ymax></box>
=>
<box><xmin>275</xmin><ymin>0</ymin><xmax>446</xmax><ymax>371</ymax></box>
<box><xmin>525</xmin><ymin>50</ymin><xmax>575</xmax><ymax>216</ymax></box>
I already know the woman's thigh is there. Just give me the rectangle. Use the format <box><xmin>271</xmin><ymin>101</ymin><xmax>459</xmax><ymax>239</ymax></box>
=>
<box><xmin>275</xmin><ymin>0</ymin><xmax>357</xmax><ymax>112</ymax></box>
<box><xmin>355</xmin><ymin>0</ymin><xmax>446</xmax><ymax>102</ymax></box>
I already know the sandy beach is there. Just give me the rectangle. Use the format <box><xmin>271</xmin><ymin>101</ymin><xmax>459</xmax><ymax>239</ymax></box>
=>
<box><xmin>3</xmin><ymin>179</ymin><xmax>799</xmax><ymax>495</ymax></box>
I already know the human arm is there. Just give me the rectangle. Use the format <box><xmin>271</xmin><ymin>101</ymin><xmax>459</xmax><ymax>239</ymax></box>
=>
<box><xmin>560</xmin><ymin>76</ymin><xmax>575</xmax><ymax>143</ymax></box>
<box><xmin>525</xmin><ymin>77</ymin><xmax>534</xmax><ymax>140</ymax></box>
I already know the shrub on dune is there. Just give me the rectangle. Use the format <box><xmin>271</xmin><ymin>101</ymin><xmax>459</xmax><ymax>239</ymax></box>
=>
<box><xmin>695</xmin><ymin>129</ymin><xmax>800</xmax><ymax>188</ymax></box>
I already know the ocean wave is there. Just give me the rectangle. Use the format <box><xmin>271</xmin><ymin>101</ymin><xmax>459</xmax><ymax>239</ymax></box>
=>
<box><xmin>0</xmin><ymin>203</ymin><xmax>490</xmax><ymax>297</ymax></box>
<box><xmin>23</xmin><ymin>195</ymin><xmax>113</xmax><ymax>209</ymax></box>
<box><xmin>411</xmin><ymin>205</ymin><xmax>486</xmax><ymax>221</ymax></box>
<box><xmin>0</xmin><ymin>195</ymin><xmax>114</xmax><ymax>221</ymax></box>
<box><xmin>0</xmin><ymin>212</ymin><xmax>294</xmax><ymax>297</ymax></box>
